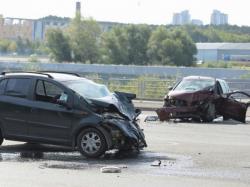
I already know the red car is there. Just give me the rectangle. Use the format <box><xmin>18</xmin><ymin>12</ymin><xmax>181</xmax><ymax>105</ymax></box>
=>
<box><xmin>156</xmin><ymin>76</ymin><xmax>249</xmax><ymax>123</ymax></box>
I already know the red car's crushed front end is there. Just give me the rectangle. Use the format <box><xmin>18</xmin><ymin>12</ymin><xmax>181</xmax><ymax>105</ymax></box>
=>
<box><xmin>156</xmin><ymin>76</ymin><xmax>249</xmax><ymax>123</ymax></box>
<box><xmin>156</xmin><ymin>89</ymin><xmax>216</xmax><ymax>121</ymax></box>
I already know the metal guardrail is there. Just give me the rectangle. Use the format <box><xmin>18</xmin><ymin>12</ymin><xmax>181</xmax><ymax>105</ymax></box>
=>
<box><xmin>90</xmin><ymin>77</ymin><xmax>175</xmax><ymax>100</ymax></box>
<box><xmin>1</xmin><ymin>63</ymin><xmax>250</xmax><ymax>100</ymax></box>
<box><xmin>90</xmin><ymin>78</ymin><xmax>250</xmax><ymax>100</ymax></box>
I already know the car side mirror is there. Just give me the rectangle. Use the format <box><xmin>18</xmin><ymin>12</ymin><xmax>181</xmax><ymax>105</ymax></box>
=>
<box><xmin>57</xmin><ymin>99</ymin><xmax>72</xmax><ymax>109</ymax></box>
<box><xmin>135</xmin><ymin>108</ymin><xmax>141</xmax><ymax>115</ymax></box>
<box><xmin>168</xmin><ymin>86</ymin><xmax>173</xmax><ymax>91</ymax></box>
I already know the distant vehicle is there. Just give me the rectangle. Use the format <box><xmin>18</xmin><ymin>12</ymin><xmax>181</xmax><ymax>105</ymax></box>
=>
<box><xmin>196</xmin><ymin>60</ymin><xmax>204</xmax><ymax>65</ymax></box>
<box><xmin>156</xmin><ymin>76</ymin><xmax>249</xmax><ymax>123</ymax></box>
<box><xmin>0</xmin><ymin>72</ymin><xmax>146</xmax><ymax>158</ymax></box>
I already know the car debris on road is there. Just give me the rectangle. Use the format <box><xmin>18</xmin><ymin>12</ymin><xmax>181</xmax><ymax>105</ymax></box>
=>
<box><xmin>100</xmin><ymin>166</ymin><xmax>122</xmax><ymax>173</ymax></box>
<box><xmin>151</xmin><ymin>160</ymin><xmax>162</xmax><ymax>166</ymax></box>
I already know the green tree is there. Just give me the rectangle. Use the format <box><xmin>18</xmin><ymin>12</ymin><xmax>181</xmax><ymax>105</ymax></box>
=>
<box><xmin>147</xmin><ymin>26</ymin><xmax>171</xmax><ymax>65</ymax></box>
<box><xmin>0</xmin><ymin>39</ymin><xmax>11</xmax><ymax>53</ymax></box>
<box><xmin>175</xmin><ymin>25</ymin><xmax>250</xmax><ymax>43</ymax></box>
<box><xmin>172</xmin><ymin>30</ymin><xmax>197</xmax><ymax>66</ymax></box>
<box><xmin>101</xmin><ymin>26</ymin><xmax>129</xmax><ymax>64</ymax></box>
<box><xmin>184</xmin><ymin>25</ymin><xmax>209</xmax><ymax>42</ymax></box>
<box><xmin>8</xmin><ymin>41</ymin><xmax>17</xmax><ymax>52</ymax></box>
<box><xmin>147</xmin><ymin>27</ymin><xmax>197</xmax><ymax>66</ymax></box>
<box><xmin>32</xmin><ymin>41</ymin><xmax>47</xmax><ymax>55</ymax></box>
<box><xmin>67</xmin><ymin>14</ymin><xmax>101</xmax><ymax>63</ymax></box>
<box><xmin>100</xmin><ymin>24</ymin><xmax>152</xmax><ymax>65</ymax></box>
<box><xmin>16</xmin><ymin>37</ymin><xmax>25</xmax><ymax>54</ymax></box>
<box><xmin>15</xmin><ymin>37</ymin><xmax>35</xmax><ymax>55</ymax></box>
<box><xmin>46</xmin><ymin>29</ymin><xmax>72</xmax><ymax>62</ymax></box>
<box><xmin>126</xmin><ymin>25</ymin><xmax>152</xmax><ymax>65</ymax></box>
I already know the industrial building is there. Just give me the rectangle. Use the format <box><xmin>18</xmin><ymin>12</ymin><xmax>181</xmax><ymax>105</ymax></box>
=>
<box><xmin>196</xmin><ymin>43</ymin><xmax>250</xmax><ymax>62</ymax></box>
<box><xmin>0</xmin><ymin>16</ymin><xmax>122</xmax><ymax>41</ymax></box>
<box><xmin>0</xmin><ymin>16</ymin><xmax>35</xmax><ymax>41</ymax></box>
<box><xmin>0</xmin><ymin>1</ymin><xmax>120</xmax><ymax>41</ymax></box>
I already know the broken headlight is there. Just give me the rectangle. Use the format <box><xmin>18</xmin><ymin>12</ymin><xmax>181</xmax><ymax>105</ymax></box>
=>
<box><xmin>191</xmin><ymin>100</ymin><xmax>204</xmax><ymax>106</ymax></box>
<box><xmin>103</xmin><ymin>112</ymin><xmax>126</xmax><ymax>120</ymax></box>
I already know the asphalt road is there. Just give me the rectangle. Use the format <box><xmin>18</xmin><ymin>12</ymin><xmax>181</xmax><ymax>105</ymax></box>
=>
<box><xmin>0</xmin><ymin>111</ymin><xmax>250</xmax><ymax>187</ymax></box>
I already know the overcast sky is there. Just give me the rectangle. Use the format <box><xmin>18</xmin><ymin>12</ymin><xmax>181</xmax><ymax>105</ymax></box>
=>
<box><xmin>0</xmin><ymin>0</ymin><xmax>249</xmax><ymax>26</ymax></box>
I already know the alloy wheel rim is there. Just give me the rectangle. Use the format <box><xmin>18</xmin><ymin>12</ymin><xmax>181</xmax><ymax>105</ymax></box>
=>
<box><xmin>81</xmin><ymin>132</ymin><xmax>101</xmax><ymax>154</ymax></box>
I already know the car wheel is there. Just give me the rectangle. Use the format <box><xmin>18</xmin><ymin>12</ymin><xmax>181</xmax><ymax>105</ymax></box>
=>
<box><xmin>77</xmin><ymin>128</ymin><xmax>107</xmax><ymax>158</ymax></box>
<box><xmin>223</xmin><ymin>115</ymin><xmax>230</xmax><ymax>121</ymax></box>
<box><xmin>0</xmin><ymin>131</ymin><xmax>3</xmax><ymax>146</ymax></box>
<box><xmin>201</xmin><ymin>102</ymin><xmax>216</xmax><ymax>122</ymax></box>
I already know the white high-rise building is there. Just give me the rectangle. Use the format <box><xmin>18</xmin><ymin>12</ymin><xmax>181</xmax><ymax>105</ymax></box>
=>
<box><xmin>210</xmin><ymin>10</ymin><xmax>228</xmax><ymax>25</ymax></box>
<box><xmin>191</xmin><ymin>19</ymin><xmax>203</xmax><ymax>26</ymax></box>
<box><xmin>172</xmin><ymin>10</ymin><xmax>191</xmax><ymax>25</ymax></box>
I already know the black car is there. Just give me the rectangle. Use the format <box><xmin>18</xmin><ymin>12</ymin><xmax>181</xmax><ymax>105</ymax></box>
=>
<box><xmin>0</xmin><ymin>72</ymin><xmax>146</xmax><ymax>158</ymax></box>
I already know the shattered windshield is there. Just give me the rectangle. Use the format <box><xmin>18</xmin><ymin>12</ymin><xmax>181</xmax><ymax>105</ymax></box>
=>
<box><xmin>64</xmin><ymin>79</ymin><xmax>111</xmax><ymax>99</ymax></box>
<box><xmin>174</xmin><ymin>79</ymin><xmax>215</xmax><ymax>91</ymax></box>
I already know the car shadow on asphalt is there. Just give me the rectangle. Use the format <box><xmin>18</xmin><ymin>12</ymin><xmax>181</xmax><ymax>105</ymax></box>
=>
<box><xmin>144</xmin><ymin>117</ymin><xmax>249</xmax><ymax>125</ymax></box>
<box><xmin>143</xmin><ymin>115</ymin><xmax>250</xmax><ymax>125</ymax></box>
<box><xmin>0</xmin><ymin>143</ymin><xmax>173</xmax><ymax>168</ymax></box>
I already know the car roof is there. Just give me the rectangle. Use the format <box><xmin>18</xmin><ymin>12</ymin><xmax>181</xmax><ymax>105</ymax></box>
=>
<box><xmin>0</xmin><ymin>72</ymin><xmax>106</xmax><ymax>90</ymax></box>
<box><xmin>1</xmin><ymin>72</ymin><xmax>48</xmax><ymax>78</ymax></box>
<box><xmin>183</xmin><ymin>76</ymin><xmax>216</xmax><ymax>81</ymax></box>
<box><xmin>44</xmin><ymin>72</ymin><xmax>82</xmax><ymax>81</ymax></box>
<box><xmin>183</xmin><ymin>76</ymin><xmax>228</xmax><ymax>84</ymax></box>
<box><xmin>0</xmin><ymin>71</ymin><xmax>83</xmax><ymax>81</ymax></box>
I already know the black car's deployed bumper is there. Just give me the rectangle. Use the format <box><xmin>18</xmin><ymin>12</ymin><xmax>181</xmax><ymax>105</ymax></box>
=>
<box><xmin>104</xmin><ymin>119</ymin><xmax>147</xmax><ymax>150</ymax></box>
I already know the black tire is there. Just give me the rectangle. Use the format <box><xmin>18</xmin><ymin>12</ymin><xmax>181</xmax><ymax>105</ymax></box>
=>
<box><xmin>77</xmin><ymin>128</ymin><xmax>107</xmax><ymax>158</ymax></box>
<box><xmin>201</xmin><ymin>102</ymin><xmax>216</xmax><ymax>122</ymax></box>
<box><xmin>0</xmin><ymin>130</ymin><xmax>3</xmax><ymax>146</ymax></box>
<box><xmin>192</xmin><ymin>117</ymin><xmax>202</xmax><ymax>123</ymax></box>
<box><xmin>223</xmin><ymin>115</ymin><xmax>230</xmax><ymax>121</ymax></box>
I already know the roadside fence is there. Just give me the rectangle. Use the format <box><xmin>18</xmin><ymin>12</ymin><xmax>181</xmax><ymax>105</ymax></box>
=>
<box><xmin>90</xmin><ymin>78</ymin><xmax>250</xmax><ymax>100</ymax></box>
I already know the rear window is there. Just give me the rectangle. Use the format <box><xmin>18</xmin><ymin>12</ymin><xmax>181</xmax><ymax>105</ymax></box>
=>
<box><xmin>5</xmin><ymin>78</ymin><xmax>31</xmax><ymax>98</ymax></box>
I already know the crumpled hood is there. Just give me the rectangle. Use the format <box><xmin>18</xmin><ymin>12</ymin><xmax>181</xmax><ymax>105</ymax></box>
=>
<box><xmin>168</xmin><ymin>89</ymin><xmax>213</xmax><ymax>103</ymax></box>
<box><xmin>89</xmin><ymin>92</ymin><xmax>138</xmax><ymax>120</ymax></box>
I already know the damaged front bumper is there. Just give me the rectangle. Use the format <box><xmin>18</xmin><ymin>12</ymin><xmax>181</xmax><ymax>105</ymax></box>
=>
<box><xmin>103</xmin><ymin>118</ymin><xmax>147</xmax><ymax>151</ymax></box>
<box><xmin>157</xmin><ymin>91</ymin><xmax>250</xmax><ymax>123</ymax></box>
<box><xmin>156</xmin><ymin>106</ymin><xmax>199</xmax><ymax>121</ymax></box>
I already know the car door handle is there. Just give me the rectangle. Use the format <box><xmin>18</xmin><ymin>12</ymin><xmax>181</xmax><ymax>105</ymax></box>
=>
<box><xmin>31</xmin><ymin>108</ymin><xmax>38</xmax><ymax>113</ymax></box>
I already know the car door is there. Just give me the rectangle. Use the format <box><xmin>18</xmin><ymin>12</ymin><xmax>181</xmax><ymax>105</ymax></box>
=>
<box><xmin>0</xmin><ymin>78</ymin><xmax>32</xmax><ymax>137</ymax></box>
<box><xmin>218</xmin><ymin>95</ymin><xmax>247</xmax><ymax>123</ymax></box>
<box><xmin>216</xmin><ymin>80</ymin><xmax>247</xmax><ymax>123</ymax></box>
<box><xmin>28</xmin><ymin>79</ymin><xmax>73</xmax><ymax>144</ymax></box>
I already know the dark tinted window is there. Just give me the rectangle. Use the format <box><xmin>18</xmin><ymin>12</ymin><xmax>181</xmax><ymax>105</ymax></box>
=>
<box><xmin>5</xmin><ymin>78</ymin><xmax>31</xmax><ymax>98</ymax></box>
<box><xmin>44</xmin><ymin>81</ymin><xmax>63</xmax><ymax>97</ymax></box>
<box><xmin>36</xmin><ymin>80</ymin><xmax>46</xmax><ymax>95</ymax></box>
<box><xmin>35</xmin><ymin>80</ymin><xmax>66</xmax><ymax>103</ymax></box>
<box><xmin>0</xmin><ymin>79</ymin><xmax>7</xmax><ymax>94</ymax></box>
<box><xmin>36</xmin><ymin>80</ymin><xmax>64</xmax><ymax>97</ymax></box>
